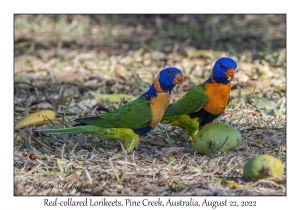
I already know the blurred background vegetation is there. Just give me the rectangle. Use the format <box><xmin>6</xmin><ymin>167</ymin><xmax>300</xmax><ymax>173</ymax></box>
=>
<box><xmin>14</xmin><ymin>14</ymin><xmax>286</xmax><ymax>106</ymax></box>
<box><xmin>15</xmin><ymin>14</ymin><xmax>285</xmax><ymax>56</ymax></box>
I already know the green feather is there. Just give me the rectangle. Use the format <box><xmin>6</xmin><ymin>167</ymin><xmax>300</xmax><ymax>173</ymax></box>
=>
<box><xmin>162</xmin><ymin>114</ymin><xmax>199</xmax><ymax>138</ymax></box>
<box><xmin>75</xmin><ymin>96</ymin><xmax>151</xmax><ymax>129</ymax></box>
<box><xmin>161</xmin><ymin>82</ymin><xmax>208</xmax><ymax>138</ymax></box>
<box><xmin>36</xmin><ymin>126</ymin><xmax>139</xmax><ymax>152</ymax></box>
<box><xmin>163</xmin><ymin>82</ymin><xmax>208</xmax><ymax>116</ymax></box>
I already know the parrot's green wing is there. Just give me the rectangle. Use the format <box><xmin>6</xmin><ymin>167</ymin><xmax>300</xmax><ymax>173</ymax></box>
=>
<box><xmin>75</xmin><ymin>96</ymin><xmax>151</xmax><ymax>129</ymax></box>
<box><xmin>163</xmin><ymin>83</ymin><xmax>208</xmax><ymax>116</ymax></box>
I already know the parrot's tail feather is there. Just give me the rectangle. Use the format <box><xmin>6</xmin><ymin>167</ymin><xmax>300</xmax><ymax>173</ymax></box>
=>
<box><xmin>35</xmin><ymin>126</ymin><xmax>140</xmax><ymax>152</ymax></box>
<box><xmin>74</xmin><ymin>116</ymin><xmax>100</xmax><ymax>125</ymax></box>
<box><xmin>35</xmin><ymin>126</ymin><xmax>96</xmax><ymax>135</ymax></box>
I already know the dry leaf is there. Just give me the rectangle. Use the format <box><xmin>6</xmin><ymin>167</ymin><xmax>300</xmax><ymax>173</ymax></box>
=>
<box><xmin>15</xmin><ymin>132</ymin><xmax>25</xmax><ymax>142</ymax></box>
<box><xmin>15</xmin><ymin>110</ymin><xmax>60</xmax><ymax>129</ymax></box>
<box><xmin>56</xmin><ymin>159</ymin><xmax>72</xmax><ymax>176</ymax></box>
<box><xmin>56</xmin><ymin>73</ymin><xmax>80</xmax><ymax>83</ymax></box>
<box><xmin>57</xmin><ymin>159</ymin><xmax>68</xmax><ymax>174</ymax></box>
<box><xmin>30</xmin><ymin>101</ymin><xmax>54</xmax><ymax>110</ymax></box>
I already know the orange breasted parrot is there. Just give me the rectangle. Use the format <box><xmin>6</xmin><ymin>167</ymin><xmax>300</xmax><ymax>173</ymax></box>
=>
<box><xmin>161</xmin><ymin>57</ymin><xmax>237</xmax><ymax>138</ymax></box>
<box><xmin>36</xmin><ymin>68</ymin><xmax>183</xmax><ymax>151</ymax></box>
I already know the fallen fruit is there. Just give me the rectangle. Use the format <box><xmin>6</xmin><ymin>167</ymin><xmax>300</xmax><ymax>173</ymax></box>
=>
<box><xmin>192</xmin><ymin>123</ymin><xmax>242</xmax><ymax>155</ymax></box>
<box><xmin>243</xmin><ymin>155</ymin><xmax>284</xmax><ymax>181</ymax></box>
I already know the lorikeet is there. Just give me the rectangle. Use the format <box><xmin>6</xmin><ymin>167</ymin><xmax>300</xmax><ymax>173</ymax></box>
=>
<box><xmin>36</xmin><ymin>68</ymin><xmax>183</xmax><ymax>151</ymax></box>
<box><xmin>161</xmin><ymin>57</ymin><xmax>237</xmax><ymax>138</ymax></box>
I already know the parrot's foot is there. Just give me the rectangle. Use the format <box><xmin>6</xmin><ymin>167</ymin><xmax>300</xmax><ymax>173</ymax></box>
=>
<box><xmin>189</xmin><ymin>136</ymin><xmax>197</xmax><ymax>144</ymax></box>
<box><xmin>188</xmin><ymin>123</ymin><xmax>213</xmax><ymax>142</ymax></box>
<box><xmin>124</xmin><ymin>138</ymin><xmax>140</xmax><ymax>152</ymax></box>
<box><xmin>188</xmin><ymin>129</ymin><xmax>199</xmax><ymax>142</ymax></box>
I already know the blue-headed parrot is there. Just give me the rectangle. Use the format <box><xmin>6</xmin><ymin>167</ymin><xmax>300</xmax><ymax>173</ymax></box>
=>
<box><xmin>162</xmin><ymin>57</ymin><xmax>237</xmax><ymax>139</ymax></box>
<box><xmin>36</xmin><ymin>68</ymin><xmax>183</xmax><ymax>151</ymax></box>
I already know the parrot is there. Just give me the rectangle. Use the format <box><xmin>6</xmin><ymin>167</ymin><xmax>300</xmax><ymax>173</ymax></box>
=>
<box><xmin>161</xmin><ymin>57</ymin><xmax>237</xmax><ymax>139</ymax></box>
<box><xmin>36</xmin><ymin>68</ymin><xmax>183</xmax><ymax>152</ymax></box>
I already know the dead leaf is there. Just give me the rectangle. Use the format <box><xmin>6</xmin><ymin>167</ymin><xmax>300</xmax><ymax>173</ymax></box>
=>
<box><xmin>15</xmin><ymin>132</ymin><xmax>25</xmax><ymax>142</ymax></box>
<box><xmin>57</xmin><ymin>159</ymin><xmax>68</xmax><ymax>175</ymax></box>
<box><xmin>15</xmin><ymin>106</ymin><xmax>25</xmax><ymax>112</ymax></box>
<box><xmin>30</xmin><ymin>101</ymin><xmax>54</xmax><ymax>110</ymax></box>
<box><xmin>15</xmin><ymin>110</ymin><xmax>60</xmax><ymax>129</ymax></box>
<box><xmin>280</xmin><ymin>86</ymin><xmax>286</xmax><ymax>93</ymax></box>
<box><xmin>234</xmin><ymin>71</ymin><xmax>250</xmax><ymax>83</ymax></box>
<box><xmin>77</xmin><ymin>99</ymin><xmax>98</xmax><ymax>111</ymax></box>
<box><xmin>56</xmin><ymin>73</ymin><xmax>80</xmax><ymax>83</ymax></box>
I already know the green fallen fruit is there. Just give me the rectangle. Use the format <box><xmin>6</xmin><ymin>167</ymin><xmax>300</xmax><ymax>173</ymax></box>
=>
<box><xmin>243</xmin><ymin>155</ymin><xmax>284</xmax><ymax>181</ymax></box>
<box><xmin>191</xmin><ymin>123</ymin><xmax>242</xmax><ymax>155</ymax></box>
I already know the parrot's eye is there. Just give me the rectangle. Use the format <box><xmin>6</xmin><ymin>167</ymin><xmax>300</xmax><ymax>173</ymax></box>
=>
<box><xmin>166</xmin><ymin>70</ymin><xmax>171</xmax><ymax>74</ymax></box>
<box><xmin>219</xmin><ymin>63</ymin><xmax>225</xmax><ymax>68</ymax></box>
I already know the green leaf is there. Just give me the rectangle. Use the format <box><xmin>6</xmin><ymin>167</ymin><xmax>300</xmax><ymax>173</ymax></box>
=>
<box><xmin>263</xmin><ymin>109</ymin><xmax>275</xmax><ymax>116</ymax></box>
<box><xmin>255</xmin><ymin>97</ymin><xmax>277</xmax><ymax>109</ymax></box>
<box><xmin>254</xmin><ymin>97</ymin><xmax>278</xmax><ymax>116</ymax></box>
<box><xmin>90</xmin><ymin>92</ymin><xmax>136</xmax><ymax>103</ymax></box>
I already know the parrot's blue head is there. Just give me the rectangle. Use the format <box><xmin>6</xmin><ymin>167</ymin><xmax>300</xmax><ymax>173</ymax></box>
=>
<box><xmin>208</xmin><ymin>57</ymin><xmax>237</xmax><ymax>84</ymax></box>
<box><xmin>157</xmin><ymin>67</ymin><xmax>184</xmax><ymax>92</ymax></box>
<box><xmin>143</xmin><ymin>67</ymin><xmax>183</xmax><ymax>99</ymax></box>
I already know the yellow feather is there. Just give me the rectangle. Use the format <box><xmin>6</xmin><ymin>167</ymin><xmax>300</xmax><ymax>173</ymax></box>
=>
<box><xmin>163</xmin><ymin>114</ymin><xmax>199</xmax><ymax>139</ymax></box>
<box><xmin>95</xmin><ymin>127</ymin><xmax>139</xmax><ymax>152</ymax></box>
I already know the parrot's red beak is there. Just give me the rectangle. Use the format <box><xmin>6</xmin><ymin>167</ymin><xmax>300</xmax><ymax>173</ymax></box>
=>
<box><xmin>226</xmin><ymin>69</ymin><xmax>235</xmax><ymax>81</ymax></box>
<box><xmin>173</xmin><ymin>73</ymin><xmax>184</xmax><ymax>85</ymax></box>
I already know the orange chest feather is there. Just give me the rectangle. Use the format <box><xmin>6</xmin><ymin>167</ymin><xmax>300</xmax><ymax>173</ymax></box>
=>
<box><xmin>202</xmin><ymin>83</ymin><xmax>231</xmax><ymax>115</ymax></box>
<box><xmin>149</xmin><ymin>92</ymin><xmax>171</xmax><ymax>127</ymax></box>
